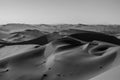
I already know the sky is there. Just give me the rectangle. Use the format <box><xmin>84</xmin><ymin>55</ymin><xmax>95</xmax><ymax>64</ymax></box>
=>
<box><xmin>0</xmin><ymin>0</ymin><xmax>120</xmax><ymax>24</ymax></box>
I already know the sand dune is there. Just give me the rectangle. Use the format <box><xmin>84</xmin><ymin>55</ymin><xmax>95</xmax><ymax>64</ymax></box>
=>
<box><xmin>0</xmin><ymin>24</ymin><xmax>120</xmax><ymax>80</ymax></box>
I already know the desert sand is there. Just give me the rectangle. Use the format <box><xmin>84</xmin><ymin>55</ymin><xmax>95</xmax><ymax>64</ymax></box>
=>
<box><xmin>0</xmin><ymin>24</ymin><xmax>120</xmax><ymax>80</ymax></box>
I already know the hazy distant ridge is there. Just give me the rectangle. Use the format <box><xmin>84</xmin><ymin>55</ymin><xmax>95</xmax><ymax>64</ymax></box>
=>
<box><xmin>0</xmin><ymin>23</ymin><xmax>120</xmax><ymax>35</ymax></box>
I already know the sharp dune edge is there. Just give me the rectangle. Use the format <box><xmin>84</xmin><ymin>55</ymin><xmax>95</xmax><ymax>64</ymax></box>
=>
<box><xmin>0</xmin><ymin>24</ymin><xmax>120</xmax><ymax>80</ymax></box>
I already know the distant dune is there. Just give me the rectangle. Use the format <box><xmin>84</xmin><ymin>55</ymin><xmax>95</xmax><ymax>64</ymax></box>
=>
<box><xmin>0</xmin><ymin>23</ymin><xmax>120</xmax><ymax>34</ymax></box>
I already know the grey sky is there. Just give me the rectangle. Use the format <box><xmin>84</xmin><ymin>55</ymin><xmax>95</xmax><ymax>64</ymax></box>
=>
<box><xmin>0</xmin><ymin>0</ymin><xmax>120</xmax><ymax>24</ymax></box>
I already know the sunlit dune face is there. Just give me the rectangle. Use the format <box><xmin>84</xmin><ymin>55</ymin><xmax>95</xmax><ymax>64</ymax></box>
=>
<box><xmin>45</xmin><ymin>37</ymin><xmax>120</xmax><ymax>80</ymax></box>
<box><xmin>0</xmin><ymin>45</ymin><xmax>47</xmax><ymax>80</ymax></box>
<box><xmin>0</xmin><ymin>32</ymin><xmax>120</xmax><ymax>80</ymax></box>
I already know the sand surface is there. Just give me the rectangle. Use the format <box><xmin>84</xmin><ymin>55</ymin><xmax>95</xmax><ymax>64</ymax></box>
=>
<box><xmin>0</xmin><ymin>24</ymin><xmax>120</xmax><ymax>80</ymax></box>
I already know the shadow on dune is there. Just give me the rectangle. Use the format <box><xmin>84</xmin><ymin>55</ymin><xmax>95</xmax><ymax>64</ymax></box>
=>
<box><xmin>69</xmin><ymin>30</ymin><xmax>120</xmax><ymax>45</ymax></box>
<box><xmin>0</xmin><ymin>30</ymin><xmax>120</xmax><ymax>46</ymax></box>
